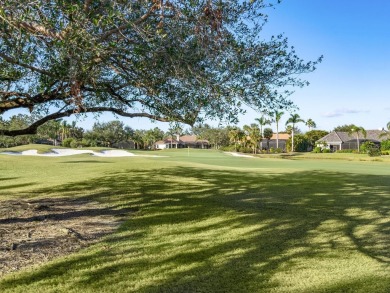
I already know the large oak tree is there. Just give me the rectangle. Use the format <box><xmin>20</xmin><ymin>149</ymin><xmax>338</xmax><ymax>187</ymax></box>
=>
<box><xmin>0</xmin><ymin>0</ymin><xmax>321</xmax><ymax>136</ymax></box>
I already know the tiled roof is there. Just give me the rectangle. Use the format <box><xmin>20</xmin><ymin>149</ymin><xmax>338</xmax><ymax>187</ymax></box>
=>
<box><xmin>180</xmin><ymin>135</ymin><xmax>197</xmax><ymax>142</ymax></box>
<box><xmin>180</xmin><ymin>135</ymin><xmax>209</xmax><ymax>144</ymax></box>
<box><xmin>156</xmin><ymin>135</ymin><xmax>209</xmax><ymax>145</ymax></box>
<box><xmin>270</xmin><ymin>133</ymin><xmax>290</xmax><ymax>140</ymax></box>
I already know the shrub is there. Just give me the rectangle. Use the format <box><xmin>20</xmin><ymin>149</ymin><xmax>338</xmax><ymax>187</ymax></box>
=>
<box><xmin>81</xmin><ymin>139</ymin><xmax>97</xmax><ymax>147</ymax></box>
<box><xmin>337</xmin><ymin>149</ymin><xmax>355</xmax><ymax>153</ymax></box>
<box><xmin>70</xmin><ymin>140</ymin><xmax>81</xmax><ymax>148</ymax></box>
<box><xmin>286</xmin><ymin>134</ymin><xmax>310</xmax><ymax>152</ymax></box>
<box><xmin>322</xmin><ymin>148</ymin><xmax>331</xmax><ymax>153</ymax></box>
<box><xmin>274</xmin><ymin>148</ymin><xmax>283</xmax><ymax>153</ymax></box>
<box><xmin>238</xmin><ymin>146</ymin><xmax>253</xmax><ymax>153</ymax></box>
<box><xmin>360</xmin><ymin>141</ymin><xmax>376</xmax><ymax>153</ymax></box>
<box><xmin>381</xmin><ymin>139</ymin><xmax>390</xmax><ymax>151</ymax></box>
<box><xmin>269</xmin><ymin>147</ymin><xmax>275</xmax><ymax>153</ymax></box>
<box><xmin>62</xmin><ymin>138</ymin><xmax>74</xmax><ymax>147</ymax></box>
<box><xmin>313</xmin><ymin>146</ymin><xmax>322</xmax><ymax>153</ymax></box>
<box><xmin>367</xmin><ymin>146</ymin><xmax>381</xmax><ymax>157</ymax></box>
<box><xmin>219</xmin><ymin>145</ymin><xmax>237</xmax><ymax>152</ymax></box>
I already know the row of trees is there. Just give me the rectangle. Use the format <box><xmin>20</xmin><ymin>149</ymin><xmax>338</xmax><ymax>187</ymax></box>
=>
<box><xmin>3</xmin><ymin>113</ymin><xmax>388</xmax><ymax>153</ymax></box>
<box><xmin>0</xmin><ymin>115</ymin><xmax>187</xmax><ymax>150</ymax></box>
<box><xmin>1</xmin><ymin>112</ymin><xmax>320</xmax><ymax>152</ymax></box>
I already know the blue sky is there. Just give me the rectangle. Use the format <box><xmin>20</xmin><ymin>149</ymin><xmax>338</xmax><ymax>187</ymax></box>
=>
<box><xmin>6</xmin><ymin>1</ymin><xmax>390</xmax><ymax>133</ymax></box>
<box><xmin>82</xmin><ymin>0</ymin><xmax>390</xmax><ymax>132</ymax></box>
<box><xmin>252</xmin><ymin>0</ymin><xmax>390</xmax><ymax>132</ymax></box>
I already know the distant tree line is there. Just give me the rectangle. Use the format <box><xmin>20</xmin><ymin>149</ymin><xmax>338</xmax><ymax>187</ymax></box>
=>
<box><xmin>0</xmin><ymin>113</ymin><xmax>327</xmax><ymax>152</ymax></box>
<box><xmin>2</xmin><ymin>114</ymin><xmax>389</xmax><ymax>154</ymax></box>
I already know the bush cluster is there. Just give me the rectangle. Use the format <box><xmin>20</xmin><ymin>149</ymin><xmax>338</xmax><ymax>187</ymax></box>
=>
<box><xmin>219</xmin><ymin>145</ymin><xmax>253</xmax><ymax>153</ymax></box>
<box><xmin>367</xmin><ymin>147</ymin><xmax>381</xmax><ymax>157</ymax></box>
<box><xmin>381</xmin><ymin>139</ymin><xmax>390</xmax><ymax>151</ymax></box>
<box><xmin>336</xmin><ymin>149</ymin><xmax>359</xmax><ymax>153</ymax></box>
<box><xmin>269</xmin><ymin>147</ymin><xmax>283</xmax><ymax>154</ymax></box>
<box><xmin>312</xmin><ymin>147</ymin><xmax>322</xmax><ymax>153</ymax></box>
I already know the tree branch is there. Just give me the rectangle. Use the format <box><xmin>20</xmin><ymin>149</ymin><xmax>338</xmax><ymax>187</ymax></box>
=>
<box><xmin>99</xmin><ymin>4</ymin><xmax>158</xmax><ymax>41</ymax></box>
<box><xmin>0</xmin><ymin>52</ymin><xmax>54</xmax><ymax>77</ymax></box>
<box><xmin>0</xmin><ymin>107</ymin><xmax>173</xmax><ymax>136</ymax></box>
<box><xmin>7</xmin><ymin>19</ymin><xmax>64</xmax><ymax>40</ymax></box>
<box><xmin>0</xmin><ymin>91</ymin><xmax>64</xmax><ymax>114</ymax></box>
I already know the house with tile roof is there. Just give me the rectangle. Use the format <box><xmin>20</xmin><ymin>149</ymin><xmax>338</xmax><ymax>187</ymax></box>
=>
<box><xmin>260</xmin><ymin>133</ymin><xmax>290</xmax><ymax>151</ymax></box>
<box><xmin>155</xmin><ymin>135</ymin><xmax>210</xmax><ymax>149</ymax></box>
<box><xmin>316</xmin><ymin>130</ymin><xmax>388</xmax><ymax>151</ymax></box>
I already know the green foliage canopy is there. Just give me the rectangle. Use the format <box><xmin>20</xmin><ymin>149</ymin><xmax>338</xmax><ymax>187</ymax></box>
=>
<box><xmin>0</xmin><ymin>0</ymin><xmax>321</xmax><ymax>136</ymax></box>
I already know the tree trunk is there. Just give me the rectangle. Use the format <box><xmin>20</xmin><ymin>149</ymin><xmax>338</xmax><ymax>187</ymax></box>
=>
<box><xmin>291</xmin><ymin>129</ymin><xmax>294</xmax><ymax>152</ymax></box>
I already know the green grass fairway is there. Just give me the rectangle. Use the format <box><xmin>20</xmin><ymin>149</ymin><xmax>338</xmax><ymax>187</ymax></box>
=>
<box><xmin>0</xmin><ymin>148</ymin><xmax>389</xmax><ymax>292</ymax></box>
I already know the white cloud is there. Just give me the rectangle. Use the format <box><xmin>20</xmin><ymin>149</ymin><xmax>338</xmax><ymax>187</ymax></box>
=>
<box><xmin>322</xmin><ymin>108</ymin><xmax>369</xmax><ymax>118</ymax></box>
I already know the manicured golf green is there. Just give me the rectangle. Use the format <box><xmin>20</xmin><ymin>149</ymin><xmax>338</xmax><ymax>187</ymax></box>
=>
<box><xmin>0</xmin><ymin>147</ymin><xmax>389</xmax><ymax>292</ymax></box>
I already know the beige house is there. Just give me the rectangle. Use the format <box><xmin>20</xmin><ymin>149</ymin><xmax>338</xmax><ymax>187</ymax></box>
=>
<box><xmin>260</xmin><ymin>133</ymin><xmax>290</xmax><ymax>151</ymax></box>
<box><xmin>155</xmin><ymin>135</ymin><xmax>210</xmax><ymax>149</ymax></box>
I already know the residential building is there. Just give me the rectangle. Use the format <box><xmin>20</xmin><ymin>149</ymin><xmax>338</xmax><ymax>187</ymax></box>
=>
<box><xmin>316</xmin><ymin>130</ymin><xmax>388</xmax><ymax>151</ymax></box>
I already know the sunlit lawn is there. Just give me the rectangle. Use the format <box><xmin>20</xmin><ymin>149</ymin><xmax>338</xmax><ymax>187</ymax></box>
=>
<box><xmin>0</xmin><ymin>147</ymin><xmax>389</xmax><ymax>292</ymax></box>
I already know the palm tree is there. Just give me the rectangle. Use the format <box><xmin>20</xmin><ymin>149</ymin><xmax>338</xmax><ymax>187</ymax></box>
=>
<box><xmin>228</xmin><ymin>127</ymin><xmax>244</xmax><ymax>152</ymax></box>
<box><xmin>243</xmin><ymin>124</ymin><xmax>261</xmax><ymax>154</ymax></box>
<box><xmin>273</xmin><ymin>110</ymin><xmax>284</xmax><ymax>149</ymax></box>
<box><xmin>348</xmin><ymin>125</ymin><xmax>367</xmax><ymax>153</ymax></box>
<box><xmin>61</xmin><ymin>120</ymin><xmax>71</xmax><ymax>141</ymax></box>
<box><xmin>379</xmin><ymin>121</ymin><xmax>390</xmax><ymax>139</ymax></box>
<box><xmin>70</xmin><ymin>121</ymin><xmax>77</xmax><ymax>138</ymax></box>
<box><xmin>285</xmin><ymin>113</ymin><xmax>305</xmax><ymax>152</ymax></box>
<box><xmin>305</xmin><ymin>118</ymin><xmax>317</xmax><ymax>131</ymax></box>
<box><xmin>255</xmin><ymin>115</ymin><xmax>272</xmax><ymax>136</ymax></box>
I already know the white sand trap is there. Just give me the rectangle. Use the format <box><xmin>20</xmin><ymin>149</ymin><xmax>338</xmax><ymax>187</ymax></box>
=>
<box><xmin>224</xmin><ymin>152</ymin><xmax>256</xmax><ymax>158</ymax></box>
<box><xmin>0</xmin><ymin>148</ymin><xmax>165</xmax><ymax>158</ymax></box>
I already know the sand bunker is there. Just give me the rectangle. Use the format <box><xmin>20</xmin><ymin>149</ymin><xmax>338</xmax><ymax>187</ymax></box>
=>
<box><xmin>224</xmin><ymin>152</ymin><xmax>255</xmax><ymax>158</ymax></box>
<box><xmin>0</xmin><ymin>148</ymin><xmax>163</xmax><ymax>157</ymax></box>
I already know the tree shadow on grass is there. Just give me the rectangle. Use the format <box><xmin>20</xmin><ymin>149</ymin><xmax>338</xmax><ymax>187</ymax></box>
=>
<box><xmin>0</xmin><ymin>167</ymin><xmax>389</xmax><ymax>292</ymax></box>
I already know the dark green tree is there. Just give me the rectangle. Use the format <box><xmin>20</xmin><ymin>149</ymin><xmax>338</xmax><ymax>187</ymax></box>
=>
<box><xmin>85</xmin><ymin>121</ymin><xmax>128</xmax><ymax>147</ymax></box>
<box><xmin>305</xmin><ymin>130</ymin><xmax>329</xmax><ymax>148</ymax></box>
<box><xmin>0</xmin><ymin>114</ymin><xmax>35</xmax><ymax>147</ymax></box>
<box><xmin>263</xmin><ymin>127</ymin><xmax>273</xmax><ymax>151</ymax></box>
<box><xmin>286</xmin><ymin>134</ymin><xmax>310</xmax><ymax>152</ymax></box>
<box><xmin>144</xmin><ymin>127</ymin><xmax>164</xmax><ymax>150</ymax></box>
<box><xmin>333</xmin><ymin>124</ymin><xmax>357</xmax><ymax>132</ymax></box>
<box><xmin>0</xmin><ymin>0</ymin><xmax>321</xmax><ymax>136</ymax></box>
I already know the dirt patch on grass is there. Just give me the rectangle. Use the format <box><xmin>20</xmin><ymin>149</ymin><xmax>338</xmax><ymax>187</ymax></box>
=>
<box><xmin>0</xmin><ymin>198</ymin><xmax>135</xmax><ymax>277</ymax></box>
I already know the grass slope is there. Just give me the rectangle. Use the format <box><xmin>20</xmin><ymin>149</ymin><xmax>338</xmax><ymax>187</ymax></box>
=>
<box><xmin>0</xmin><ymin>149</ymin><xmax>389</xmax><ymax>292</ymax></box>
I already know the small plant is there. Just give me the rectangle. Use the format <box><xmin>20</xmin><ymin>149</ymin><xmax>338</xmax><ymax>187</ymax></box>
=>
<box><xmin>313</xmin><ymin>146</ymin><xmax>322</xmax><ymax>153</ymax></box>
<box><xmin>274</xmin><ymin>148</ymin><xmax>283</xmax><ymax>153</ymax></box>
<box><xmin>337</xmin><ymin>149</ymin><xmax>354</xmax><ymax>153</ymax></box>
<box><xmin>61</xmin><ymin>138</ymin><xmax>75</xmax><ymax>147</ymax></box>
<box><xmin>367</xmin><ymin>146</ymin><xmax>381</xmax><ymax>157</ymax></box>
<box><xmin>380</xmin><ymin>139</ymin><xmax>390</xmax><ymax>151</ymax></box>
<box><xmin>360</xmin><ymin>141</ymin><xmax>376</xmax><ymax>153</ymax></box>
<box><xmin>70</xmin><ymin>140</ymin><xmax>81</xmax><ymax>148</ymax></box>
<box><xmin>322</xmin><ymin>148</ymin><xmax>331</xmax><ymax>153</ymax></box>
